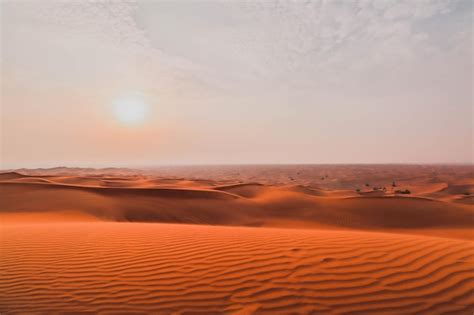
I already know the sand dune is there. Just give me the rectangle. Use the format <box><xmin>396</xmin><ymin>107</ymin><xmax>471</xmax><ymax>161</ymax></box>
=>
<box><xmin>423</xmin><ymin>183</ymin><xmax>474</xmax><ymax>203</ymax></box>
<box><xmin>1</xmin><ymin>166</ymin><xmax>473</xmax><ymax>314</ymax></box>
<box><xmin>282</xmin><ymin>185</ymin><xmax>331</xmax><ymax>197</ymax></box>
<box><xmin>454</xmin><ymin>195</ymin><xmax>474</xmax><ymax>205</ymax></box>
<box><xmin>215</xmin><ymin>183</ymin><xmax>268</xmax><ymax>198</ymax></box>
<box><xmin>0</xmin><ymin>181</ymin><xmax>249</xmax><ymax>226</ymax></box>
<box><xmin>1</xmin><ymin>174</ymin><xmax>473</xmax><ymax>238</ymax></box>
<box><xmin>0</xmin><ymin>171</ymin><xmax>30</xmax><ymax>180</ymax></box>
<box><xmin>1</xmin><ymin>222</ymin><xmax>473</xmax><ymax>314</ymax></box>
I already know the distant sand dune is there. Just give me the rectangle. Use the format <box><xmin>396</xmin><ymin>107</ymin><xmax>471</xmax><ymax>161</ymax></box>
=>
<box><xmin>1</xmin><ymin>223</ymin><xmax>473</xmax><ymax>314</ymax></box>
<box><xmin>214</xmin><ymin>183</ymin><xmax>268</xmax><ymax>198</ymax></box>
<box><xmin>425</xmin><ymin>183</ymin><xmax>474</xmax><ymax>199</ymax></box>
<box><xmin>1</xmin><ymin>177</ymin><xmax>473</xmax><ymax>239</ymax></box>
<box><xmin>454</xmin><ymin>195</ymin><xmax>474</xmax><ymax>205</ymax></box>
<box><xmin>50</xmin><ymin>176</ymin><xmax>110</xmax><ymax>186</ymax></box>
<box><xmin>282</xmin><ymin>185</ymin><xmax>329</xmax><ymax>197</ymax></box>
<box><xmin>5</xmin><ymin>176</ymin><xmax>54</xmax><ymax>184</ymax></box>
<box><xmin>0</xmin><ymin>171</ymin><xmax>28</xmax><ymax>180</ymax></box>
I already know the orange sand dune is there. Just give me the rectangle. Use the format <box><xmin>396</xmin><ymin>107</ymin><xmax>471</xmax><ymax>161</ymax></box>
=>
<box><xmin>1</xmin><ymin>174</ymin><xmax>473</xmax><ymax>239</ymax></box>
<box><xmin>424</xmin><ymin>183</ymin><xmax>474</xmax><ymax>202</ymax></box>
<box><xmin>283</xmin><ymin>184</ymin><xmax>329</xmax><ymax>197</ymax></box>
<box><xmin>1</xmin><ymin>167</ymin><xmax>473</xmax><ymax>314</ymax></box>
<box><xmin>1</xmin><ymin>222</ymin><xmax>473</xmax><ymax>314</ymax></box>
<box><xmin>454</xmin><ymin>195</ymin><xmax>474</xmax><ymax>205</ymax></box>
<box><xmin>0</xmin><ymin>171</ymin><xmax>32</xmax><ymax>180</ymax></box>
<box><xmin>215</xmin><ymin>183</ymin><xmax>269</xmax><ymax>198</ymax></box>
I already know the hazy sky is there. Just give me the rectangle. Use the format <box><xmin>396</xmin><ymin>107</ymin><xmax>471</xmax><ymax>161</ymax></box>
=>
<box><xmin>1</xmin><ymin>0</ymin><xmax>472</xmax><ymax>168</ymax></box>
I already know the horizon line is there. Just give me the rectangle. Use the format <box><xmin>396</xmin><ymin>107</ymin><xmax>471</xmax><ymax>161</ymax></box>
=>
<box><xmin>2</xmin><ymin>161</ymin><xmax>473</xmax><ymax>171</ymax></box>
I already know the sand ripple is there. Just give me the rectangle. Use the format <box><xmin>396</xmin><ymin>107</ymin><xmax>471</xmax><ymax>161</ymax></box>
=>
<box><xmin>1</xmin><ymin>223</ymin><xmax>473</xmax><ymax>314</ymax></box>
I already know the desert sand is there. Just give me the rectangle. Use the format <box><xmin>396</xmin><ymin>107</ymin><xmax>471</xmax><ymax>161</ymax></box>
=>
<box><xmin>1</xmin><ymin>165</ymin><xmax>473</xmax><ymax>314</ymax></box>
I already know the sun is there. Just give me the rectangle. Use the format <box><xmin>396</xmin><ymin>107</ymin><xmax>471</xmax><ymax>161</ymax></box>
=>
<box><xmin>113</xmin><ymin>93</ymin><xmax>148</xmax><ymax>126</ymax></box>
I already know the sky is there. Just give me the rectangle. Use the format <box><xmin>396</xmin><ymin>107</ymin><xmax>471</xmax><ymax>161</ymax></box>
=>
<box><xmin>1</xmin><ymin>0</ymin><xmax>472</xmax><ymax>169</ymax></box>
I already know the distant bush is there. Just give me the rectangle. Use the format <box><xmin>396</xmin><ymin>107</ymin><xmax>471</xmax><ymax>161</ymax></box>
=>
<box><xmin>395</xmin><ymin>189</ymin><xmax>411</xmax><ymax>194</ymax></box>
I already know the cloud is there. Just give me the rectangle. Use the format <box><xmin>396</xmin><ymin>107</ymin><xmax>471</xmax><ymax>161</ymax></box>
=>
<box><xmin>223</xmin><ymin>0</ymin><xmax>457</xmax><ymax>78</ymax></box>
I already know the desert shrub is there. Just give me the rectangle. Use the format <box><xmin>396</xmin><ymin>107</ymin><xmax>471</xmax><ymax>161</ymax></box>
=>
<box><xmin>395</xmin><ymin>189</ymin><xmax>411</xmax><ymax>194</ymax></box>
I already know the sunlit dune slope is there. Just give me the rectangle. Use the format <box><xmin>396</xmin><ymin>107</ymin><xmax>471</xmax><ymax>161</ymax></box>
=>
<box><xmin>1</xmin><ymin>223</ymin><xmax>473</xmax><ymax>314</ymax></box>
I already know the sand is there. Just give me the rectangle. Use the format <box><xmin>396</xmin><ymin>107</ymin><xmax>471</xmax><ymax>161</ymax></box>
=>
<box><xmin>1</xmin><ymin>165</ymin><xmax>473</xmax><ymax>314</ymax></box>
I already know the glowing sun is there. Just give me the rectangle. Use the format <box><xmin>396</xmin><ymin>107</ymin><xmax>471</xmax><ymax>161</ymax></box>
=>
<box><xmin>113</xmin><ymin>93</ymin><xmax>148</xmax><ymax>125</ymax></box>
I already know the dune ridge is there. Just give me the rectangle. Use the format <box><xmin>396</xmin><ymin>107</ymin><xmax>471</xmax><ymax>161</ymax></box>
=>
<box><xmin>1</xmin><ymin>174</ymin><xmax>473</xmax><ymax>239</ymax></box>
